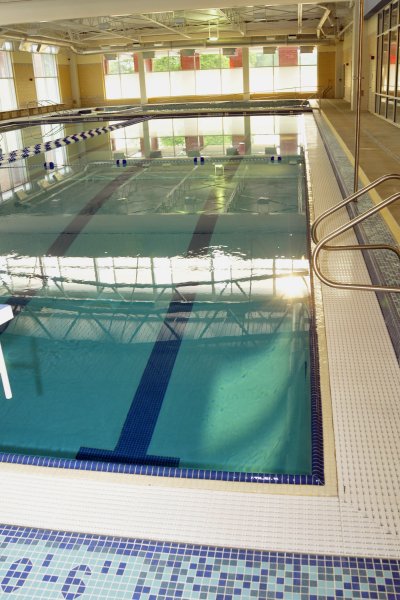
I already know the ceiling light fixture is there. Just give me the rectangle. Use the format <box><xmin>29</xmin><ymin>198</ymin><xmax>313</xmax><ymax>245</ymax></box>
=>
<box><xmin>208</xmin><ymin>21</ymin><xmax>219</xmax><ymax>42</ymax></box>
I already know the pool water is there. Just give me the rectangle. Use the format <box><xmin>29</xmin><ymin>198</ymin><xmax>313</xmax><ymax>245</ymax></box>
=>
<box><xmin>0</xmin><ymin>114</ymin><xmax>312</xmax><ymax>476</ymax></box>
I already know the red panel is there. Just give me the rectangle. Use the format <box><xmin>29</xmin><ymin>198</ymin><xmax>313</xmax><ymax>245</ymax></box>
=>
<box><xmin>390</xmin><ymin>41</ymin><xmax>397</xmax><ymax>64</ymax></box>
<box><xmin>280</xmin><ymin>136</ymin><xmax>298</xmax><ymax>154</ymax></box>
<box><xmin>185</xmin><ymin>136</ymin><xmax>199</xmax><ymax>150</ymax></box>
<box><xmin>229</xmin><ymin>48</ymin><xmax>242</xmax><ymax>68</ymax></box>
<box><xmin>232</xmin><ymin>135</ymin><xmax>246</xmax><ymax>155</ymax></box>
<box><xmin>278</xmin><ymin>47</ymin><xmax>298</xmax><ymax>66</ymax></box>
<box><xmin>180</xmin><ymin>55</ymin><xmax>200</xmax><ymax>70</ymax></box>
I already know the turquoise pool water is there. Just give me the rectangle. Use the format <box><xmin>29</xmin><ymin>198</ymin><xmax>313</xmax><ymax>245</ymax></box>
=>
<box><xmin>0</xmin><ymin>114</ymin><xmax>312</xmax><ymax>475</ymax></box>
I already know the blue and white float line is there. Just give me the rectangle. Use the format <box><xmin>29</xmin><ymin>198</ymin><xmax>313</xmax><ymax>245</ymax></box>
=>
<box><xmin>0</xmin><ymin>118</ymin><xmax>148</xmax><ymax>166</ymax></box>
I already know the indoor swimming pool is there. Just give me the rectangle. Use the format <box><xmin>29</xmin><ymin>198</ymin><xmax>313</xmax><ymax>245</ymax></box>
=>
<box><xmin>0</xmin><ymin>113</ymin><xmax>321</xmax><ymax>482</ymax></box>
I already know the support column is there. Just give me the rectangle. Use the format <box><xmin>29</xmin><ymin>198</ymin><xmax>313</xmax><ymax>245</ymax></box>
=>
<box><xmin>244</xmin><ymin>115</ymin><xmax>251</xmax><ymax>154</ymax></box>
<box><xmin>68</xmin><ymin>51</ymin><xmax>81</xmax><ymax>108</ymax></box>
<box><xmin>137</xmin><ymin>52</ymin><xmax>148</xmax><ymax>105</ymax></box>
<box><xmin>242</xmin><ymin>47</ymin><xmax>250</xmax><ymax>101</ymax></box>
<box><xmin>351</xmin><ymin>0</ymin><xmax>363</xmax><ymax>111</ymax></box>
<box><xmin>141</xmin><ymin>120</ymin><xmax>151</xmax><ymax>157</ymax></box>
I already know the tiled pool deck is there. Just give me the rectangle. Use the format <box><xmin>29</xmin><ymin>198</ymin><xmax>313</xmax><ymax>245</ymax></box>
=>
<box><xmin>0</xmin><ymin>109</ymin><xmax>399</xmax><ymax>598</ymax></box>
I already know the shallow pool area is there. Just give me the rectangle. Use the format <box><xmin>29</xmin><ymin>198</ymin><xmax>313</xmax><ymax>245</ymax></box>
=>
<box><xmin>0</xmin><ymin>114</ymin><xmax>319</xmax><ymax>479</ymax></box>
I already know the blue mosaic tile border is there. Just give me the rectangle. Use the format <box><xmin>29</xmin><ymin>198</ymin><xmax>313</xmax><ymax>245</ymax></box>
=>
<box><xmin>0</xmin><ymin>523</ymin><xmax>398</xmax><ymax>599</ymax></box>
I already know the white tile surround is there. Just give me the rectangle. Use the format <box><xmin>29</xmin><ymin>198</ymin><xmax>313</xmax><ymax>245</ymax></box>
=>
<box><xmin>0</xmin><ymin>113</ymin><xmax>399</xmax><ymax>560</ymax></box>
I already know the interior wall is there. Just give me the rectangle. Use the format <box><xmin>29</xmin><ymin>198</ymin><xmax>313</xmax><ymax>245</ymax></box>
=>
<box><xmin>317</xmin><ymin>46</ymin><xmax>336</xmax><ymax>97</ymax></box>
<box><xmin>366</xmin><ymin>14</ymin><xmax>378</xmax><ymax>113</ymax></box>
<box><xmin>58</xmin><ymin>53</ymin><xmax>73</xmax><ymax>108</ymax></box>
<box><xmin>12</xmin><ymin>50</ymin><xmax>37</xmax><ymax>107</ymax></box>
<box><xmin>77</xmin><ymin>54</ymin><xmax>140</xmax><ymax>107</ymax></box>
<box><xmin>342</xmin><ymin>15</ymin><xmax>376</xmax><ymax>111</ymax></box>
<box><xmin>77</xmin><ymin>55</ymin><xmax>105</xmax><ymax>107</ymax></box>
<box><xmin>343</xmin><ymin>30</ymin><xmax>353</xmax><ymax>103</ymax></box>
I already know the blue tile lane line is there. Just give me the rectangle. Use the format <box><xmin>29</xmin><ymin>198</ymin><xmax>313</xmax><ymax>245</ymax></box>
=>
<box><xmin>0</xmin><ymin>523</ymin><xmax>399</xmax><ymax>599</ymax></box>
<box><xmin>76</xmin><ymin>211</ymin><xmax>220</xmax><ymax>464</ymax></box>
<box><xmin>46</xmin><ymin>166</ymin><xmax>141</xmax><ymax>256</ymax></box>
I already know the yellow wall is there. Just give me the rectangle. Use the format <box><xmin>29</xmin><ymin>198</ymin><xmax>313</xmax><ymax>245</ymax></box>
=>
<box><xmin>317</xmin><ymin>48</ymin><xmax>335</xmax><ymax>98</ymax></box>
<box><xmin>77</xmin><ymin>55</ymin><xmax>106</xmax><ymax>107</ymax></box>
<box><xmin>58</xmin><ymin>65</ymin><xmax>73</xmax><ymax>107</ymax></box>
<box><xmin>12</xmin><ymin>51</ymin><xmax>37</xmax><ymax>107</ymax></box>
<box><xmin>57</xmin><ymin>53</ymin><xmax>73</xmax><ymax>107</ymax></box>
<box><xmin>11</xmin><ymin>51</ymin><xmax>73</xmax><ymax>108</ymax></box>
<box><xmin>366</xmin><ymin>15</ymin><xmax>378</xmax><ymax>112</ymax></box>
<box><xmin>343</xmin><ymin>30</ymin><xmax>353</xmax><ymax>103</ymax></box>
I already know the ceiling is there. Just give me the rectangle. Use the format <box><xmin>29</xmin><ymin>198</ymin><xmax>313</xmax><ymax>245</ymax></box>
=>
<box><xmin>0</xmin><ymin>2</ymin><xmax>354</xmax><ymax>53</ymax></box>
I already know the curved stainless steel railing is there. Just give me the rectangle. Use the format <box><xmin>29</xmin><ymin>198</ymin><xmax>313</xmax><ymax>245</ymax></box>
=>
<box><xmin>311</xmin><ymin>174</ymin><xmax>400</xmax><ymax>293</ymax></box>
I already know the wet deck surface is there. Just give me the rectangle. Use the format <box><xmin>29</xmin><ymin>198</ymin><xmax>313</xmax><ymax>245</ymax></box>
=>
<box><xmin>320</xmin><ymin>98</ymin><xmax>400</xmax><ymax>226</ymax></box>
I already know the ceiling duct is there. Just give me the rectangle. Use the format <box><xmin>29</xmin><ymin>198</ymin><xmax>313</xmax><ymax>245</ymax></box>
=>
<box><xmin>222</xmin><ymin>47</ymin><xmax>236</xmax><ymax>56</ymax></box>
<box><xmin>19</xmin><ymin>40</ymin><xmax>38</xmax><ymax>52</ymax></box>
<box><xmin>180</xmin><ymin>48</ymin><xmax>195</xmax><ymax>56</ymax></box>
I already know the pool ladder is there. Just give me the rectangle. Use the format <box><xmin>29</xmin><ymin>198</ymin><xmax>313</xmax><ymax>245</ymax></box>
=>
<box><xmin>311</xmin><ymin>174</ymin><xmax>400</xmax><ymax>293</ymax></box>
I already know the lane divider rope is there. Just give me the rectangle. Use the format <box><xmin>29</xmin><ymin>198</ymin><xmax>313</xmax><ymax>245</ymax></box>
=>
<box><xmin>0</xmin><ymin>117</ymin><xmax>149</xmax><ymax>166</ymax></box>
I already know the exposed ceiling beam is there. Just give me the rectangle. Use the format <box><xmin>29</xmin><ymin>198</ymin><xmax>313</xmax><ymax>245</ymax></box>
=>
<box><xmin>317</xmin><ymin>6</ymin><xmax>330</xmax><ymax>36</ymax></box>
<box><xmin>217</xmin><ymin>8</ymin><xmax>245</xmax><ymax>36</ymax></box>
<box><xmin>0</xmin><ymin>0</ymin><xmax>352</xmax><ymax>28</ymax></box>
<box><xmin>298</xmin><ymin>4</ymin><xmax>302</xmax><ymax>33</ymax></box>
<box><xmin>136</xmin><ymin>14</ymin><xmax>192</xmax><ymax>39</ymax></box>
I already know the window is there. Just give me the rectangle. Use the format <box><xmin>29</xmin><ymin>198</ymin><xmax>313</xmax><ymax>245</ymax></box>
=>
<box><xmin>0</xmin><ymin>50</ymin><xmax>18</xmax><ymax>111</ymax></box>
<box><xmin>249</xmin><ymin>47</ymin><xmax>317</xmax><ymax>94</ymax></box>
<box><xmin>110</xmin><ymin>121</ymin><xmax>143</xmax><ymax>157</ymax></box>
<box><xmin>104</xmin><ymin>53</ymin><xmax>140</xmax><ymax>99</ymax></box>
<box><xmin>32</xmin><ymin>53</ymin><xmax>60</xmax><ymax>103</ymax></box>
<box><xmin>376</xmin><ymin>0</ymin><xmax>400</xmax><ymax>123</ymax></box>
<box><xmin>145</xmin><ymin>48</ymin><xmax>243</xmax><ymax>99</ymax></box>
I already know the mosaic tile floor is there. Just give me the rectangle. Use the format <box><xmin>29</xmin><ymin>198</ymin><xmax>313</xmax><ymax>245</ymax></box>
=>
<box><xmin>0</xmin><ymin>524</ymin><xmax>399</xmax><ymax>600</ymax></box>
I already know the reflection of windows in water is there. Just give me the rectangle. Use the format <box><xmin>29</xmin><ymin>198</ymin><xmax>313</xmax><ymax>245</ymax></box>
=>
<box><xmin>0</xmin><ymin>130</ymin><xmax>28</xmax><ymax>196</ymax></box>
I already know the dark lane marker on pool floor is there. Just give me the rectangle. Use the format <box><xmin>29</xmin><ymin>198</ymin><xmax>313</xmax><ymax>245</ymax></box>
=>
<box><xmin>77</xmin><ymin>161</ymin><xmax>243</xmax><ymax>467</ymax></box>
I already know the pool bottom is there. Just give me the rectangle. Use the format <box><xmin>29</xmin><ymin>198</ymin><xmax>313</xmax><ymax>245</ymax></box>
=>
<box><xmin>0</xmin><ymin>308</ymin><xmax>323</xmax><ymax>486</ymax></box>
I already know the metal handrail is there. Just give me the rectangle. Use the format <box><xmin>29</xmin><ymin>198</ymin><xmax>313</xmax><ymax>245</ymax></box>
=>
<box><xmin>312</xmin><ymin>189</ymin><xmax>400</xmax><ymax>293</ymax></box>
<box><xmin>311</xmin><ymin>173</ymin><xmax>400</xmax><ymax>245</ymax></box>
